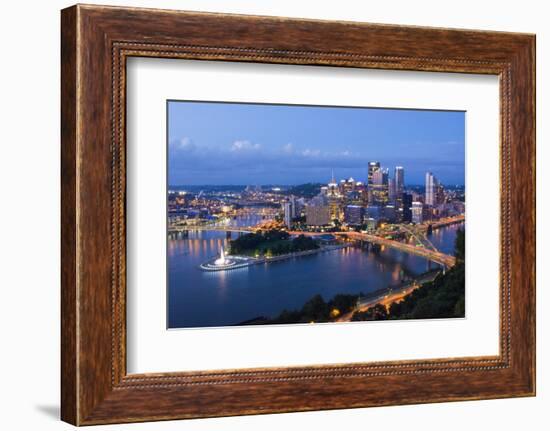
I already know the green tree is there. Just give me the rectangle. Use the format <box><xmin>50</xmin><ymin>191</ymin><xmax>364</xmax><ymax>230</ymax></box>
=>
<box><xmin>300</xmin><ymin>294</ymin><xmax>329</xmax><ymax>322</ymax></box>
<box><xmin>329</xmin><ymin>294</ymin><xmax>359</xmax><ymax>315</ymax></box>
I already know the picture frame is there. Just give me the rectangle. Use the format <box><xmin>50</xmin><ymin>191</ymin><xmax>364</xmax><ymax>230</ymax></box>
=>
<box><xmin>61</xmin><ymin>4</ymin><xmax>535</xmax><ymax>425</ymax></box>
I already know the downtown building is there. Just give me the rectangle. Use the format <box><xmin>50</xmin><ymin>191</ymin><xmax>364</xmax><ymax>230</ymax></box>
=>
<box><xmin>425</xmin><ymin>172</ymin><xmax>436</xmax><ymax>206</ymax></box>
<box><xmin>401</xmin><ymin>192</ymin><xmax>413</xmax><ymax>223</ymax></box>
<box><xmin>305</xmin><ymin>195</ymin><xmax>331</xmax><ymax>226</ymax></box>
<box><xmin>282</xmin><ymin>196</ymin><xmax>299</xmax><ymax>228</ymax></box>
<box><xmin>412</xmin><ymin>201</ymin><xmax>432</xmax><ymax>224</ymax></box>
<box><xmin>382</xmin><ymin>205</ymin><xmax>397</xmax><ymax>223</ymax></box>
<box><xmin>394</xmin><ymin>166</ymin><xmax>405</xmax><ymax>216</ymax></box>
<box><xmin>412</xmin><ymin>201</ymin><xmax>424</xmax><ymax>224</ymax></box>
<box><xmin>364</xmin><ymin>162</ymin><xmax>405</xmax><ymax>222</ymax></box>
<box><xmin>367</xmin><ymin>161</ymin><xmax>380</xmax><ymax>185</ymax></box>
<box><xmin>388</xmin><ymin>178</ymin><xmax>396</xmax><ymax>204</ymax></box>
<box><xmin>344</xmin><ymin>205</ymin><xmax>364</xmax><ymax>226</ymax></box>
<box><xmin>369</xmin><ymin>167</ymin><xmax>389</xmax><ymax>206</ymax></box>
<box><xmin>395</xmin><ymin>166</ymin><xmax>405</xmax><ymax>196</ymax></box>
<box><xmin>309</xmin><ymin>167</ymin><xmax>416</xmax><ymax>226</ymax></box>
<box><xmin>425</xmin><ymin>171</ymin><xmax>445</xmax><ymax>207</ymax></box>
<box><xmin>282</xmin><ymin>195</ymin><xmax>303</xmax><ymax>228</ymax></box>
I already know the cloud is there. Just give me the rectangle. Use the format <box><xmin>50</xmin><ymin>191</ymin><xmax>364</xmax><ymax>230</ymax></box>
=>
<box><xmin>230</xmin><ymin>140</ymin><xmax>261</xmax><ymax>152</ymax></box>
<box><xmin>301</xmin><ymin>148</ymin><xmax>321</xmax><ymax>157</ymax></box>
<box><xmin>282</xmin><ymin>143</ymin><xmax>294</xmax><ymax>153</ymax></box>
<box><xmin>168</xmin><ymin>135</ymin><xmax>464</xmax><ymax>185</ymax></box>
<box><xmin>169</xmin><ymin>137</ymin><xmax>196</xmax><ymax>152</ymax></box>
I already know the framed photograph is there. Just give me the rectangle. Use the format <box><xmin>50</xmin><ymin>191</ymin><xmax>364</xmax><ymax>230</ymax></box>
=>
<box><xmin>61</xmin><ymin>4</ymin><xmax>535</xmax><ymax>425</ymax></box>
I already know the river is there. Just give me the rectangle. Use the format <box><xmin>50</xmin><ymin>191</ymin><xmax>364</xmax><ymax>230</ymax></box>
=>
<box><xmin>168</xmin><ymin>220</ymin><xmax>464</xmax><ymax>329</ymax></box>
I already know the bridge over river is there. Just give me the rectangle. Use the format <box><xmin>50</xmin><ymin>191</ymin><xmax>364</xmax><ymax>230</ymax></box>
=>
<box><xmin>169</xmin><ymin>225</ymin><xmax>255</xmax><ymax>234</ymax></box>
<box><xmin>170</xmin><ymin>215</ymin><xmax>462</xmax><ymax>268</ymax></box>
<box><xmin>338</xmin><ymin>232</ymin><xmax>456</xmax><ymax>267</ymax></box>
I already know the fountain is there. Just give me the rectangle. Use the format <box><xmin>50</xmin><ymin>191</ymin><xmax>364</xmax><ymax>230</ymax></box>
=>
<box><xmin>214</xmin><ymin>246</ymin><xmax>228</xmax><ymax>266</ymax></box>
<box><xmin>199</xmin><ymin>245</ymin><xmax>252</xmax><ymax>271</ymax></box>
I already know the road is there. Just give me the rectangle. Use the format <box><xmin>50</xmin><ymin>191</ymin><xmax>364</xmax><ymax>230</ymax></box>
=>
<box><xmin>336</xmin><ymin>271</ymin><xmax>442</xmax><ymax>322</ymax></box>
<box><xmin>170</xmin><ymin>214</ymin><xmax>463</xmax><ymax>267</ymax></box>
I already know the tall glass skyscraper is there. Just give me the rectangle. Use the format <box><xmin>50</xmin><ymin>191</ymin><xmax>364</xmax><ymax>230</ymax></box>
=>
<box><xmin>367</xmin><ymin>161</ymin><xmax>380</xmax><ymax>185</ymax></box>
<box><xmin>394</xmin><ymin>166</ymin><xmax>405</xmax><ymax>216</ymax></box>
<box><xmin>425</xmin><ymin>172</ymin><xmax>436</xmax><ymax>206</ymax></box>
<box><xmin>395</xmin><ymin>166</ymin><xmax>405</xmax><ymax>195</ymax></box>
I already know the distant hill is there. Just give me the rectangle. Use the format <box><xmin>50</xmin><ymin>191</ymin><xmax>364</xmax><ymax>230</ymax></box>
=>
<box><xmin>168</xmin><ymin>185</ymin><xmax>246</xmax><ymax>193</ymax></box>
<box><xmin>168</xmin><ymin>183</ymin><xmax>324</xmax><ymax>198</ymax></box>
<box><xmin>285</xmin><ymin>183</ymin><xmax>323</xmax><ymax>198</ymax></box>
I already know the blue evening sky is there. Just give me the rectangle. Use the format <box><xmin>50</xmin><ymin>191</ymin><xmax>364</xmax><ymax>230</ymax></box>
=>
<box><xmin>168</xmin><ymin>101</ymin><xmax>465</xmax><ymax>186</ymax></box>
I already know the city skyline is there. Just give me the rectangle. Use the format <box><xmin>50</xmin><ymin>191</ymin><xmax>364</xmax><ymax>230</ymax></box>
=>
<box><xmin>167</xmin><ymin>101</ymin><xmax>466</xmax><ymax>329</ymax></box>
<box><xmin>167</xmin><ymin>168</ymin><xmax>459</xmax><ymax>188</ymax></box>
<box><xmin>167</xmin><ymin>155</ymin><xmax>466</xmax><ymax>328</ymax></box>
<box><xmin>168</xmin><ymin>101</ymin><xmax>465</xmax><ymax>186</ymax></box>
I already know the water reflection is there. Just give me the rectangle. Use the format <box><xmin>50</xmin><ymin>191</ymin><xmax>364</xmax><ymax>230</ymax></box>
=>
<box><xmin>168</xmin><ymin>222</ymin><xmax>464</xmax><ymax>329</ymax></box>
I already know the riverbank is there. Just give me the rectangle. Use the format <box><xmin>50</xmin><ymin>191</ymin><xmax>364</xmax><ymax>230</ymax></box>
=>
<box><xmin>169</xmin><ymin>223</ymin><xmax>463</xmax><ymax>329</ymax></box>
<box><xmin>238</xmin><ymin>269</ymin><xmax>443</xmax><ymax>326</ymax></box>
<box><xmin>336</xmin><ymin>270</ymin><xmax>442</xmax><ymax>322</ymax></box>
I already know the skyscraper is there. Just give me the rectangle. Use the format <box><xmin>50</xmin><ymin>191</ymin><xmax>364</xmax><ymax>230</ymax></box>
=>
<box><xmin>435</xmin><ymin>182</ymin><xmax>445</xmax><ymax>205</ymax></box>
<box><xmin>328</xmin><ymin>198</ymin><xmax>342</xmax><ymax>222</ymax></box>
<box><xmin>370</xmin><ymin>168</ymin><xmax>389</xmax><ymax>206</ymax></box>
<box><xmin>367</xmin><ymin>161</ymin><xmax>380</xmax><ymax>185</ymax></box>
<box><xmin>401</xmin><ymin>192</ymin><xmax>413</xmax><ymax>223</ymax></box>
<box><xmin>412</xmin><ymin>201</ymin><xmax>424</xmax><ymax>224</ymax></box>
<box><xmin>305</xmin><ymin>196</ymin><xmax>331</xmax><ymax>226</ymax></box>
<box><xmin>341</xmin><ymin>177</ymin><xmax>356</xmax><ymax>195</ymax></box>
<box><xmin>324</xmin><ymin>171</ymin><xmax>343</xmax><ymax>221</ymax></box>
<box><xmin>344</xmin><ymin>205</ymin><xmax>364</xmax><ymax>226</ymax></box>
<box><xmin>382</xmin><ymin>205</ymin><xmax>397</xmax><ymax>223</ymax></box>
<box><xmin>395</xmin><ymin>166</ymin><xmax>405</xmax><ymax>196</ymax></box>
<box><xmin>388</xmin><ymin>178</ymin><xmax>396</xmax><ymax>203</ymax></box>
<box><xmin>372</xmin><ymin>169</ymin><xmax>382</xmax><ymax>185</ymax></box>
<box><xmin>425</xmin><ymin>172</ymin><xmax>436</xmax><ymax>206</ymax></box>
<box><xmin>393</xmin><ymin>166</ymin><xmax>405</xmax><ymax>220</ymax></box>
<box><xmin>289</xmin><ymin>195</ymin><xmax>297</xmax><ymax>218</ymax></box>
<box><xmin>327</xmin><ymin>170</ymin><xmax>340</xmax><ymax>198</ymax></box>
<box><xmin>283</xmin><ymin>201</ymin><xmax>292</xmax><ymax>228</ymax></box>
<box><xmin>355</xmin><ymin>181</ymin><xmax>368</xmax><ymax>205</ymax></box>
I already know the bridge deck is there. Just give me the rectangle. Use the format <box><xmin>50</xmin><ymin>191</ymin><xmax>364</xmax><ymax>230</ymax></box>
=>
<box><xmin>342</xmin><ymin>232</ymin><xmax>456</xmax><ymax>267</ymax></box>
<box><xmin>169</xmin><ymin>218</ymin><xmax>460</xmax><ymax>268</ymax></box>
